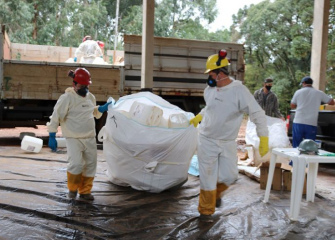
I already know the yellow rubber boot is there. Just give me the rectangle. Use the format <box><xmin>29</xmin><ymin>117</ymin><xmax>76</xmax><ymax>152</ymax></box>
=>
<box><xmin>78</xmin><ymin>176</ymin><xmax>94</xmax><ymax>195</ymax></box>
<box><xmin>198</xmin><ymin>189</ymin><xmax>216</xmax><ymax>215</ymax></box>
<box><xmin>67</xmin><ymin>172</ymin><xmax>82</xmax><ymax>192</ymax></box>
<box><xmin>216</xmin><ymin>183</ymin><xmax>229</xmax><ymax>207</ymax></box>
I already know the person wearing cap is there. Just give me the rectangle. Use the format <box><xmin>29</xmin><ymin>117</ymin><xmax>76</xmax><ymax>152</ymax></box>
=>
<box><xmin>254</xmin><ymin>78</ymin><xmax>285</xmax><ymax>121</ymax></box>
<box><xmin>47</xmin><ymin>68</ymin><xmax>113</xmax><ymax>201</ymax></box>
<box><xmin>189</xmin><ymin>50</ymin><xmax>269</xmax><ymax>221</ymax></box>
<box><xmin>290</xmin><ymin>76</ymin><xmax>334</xmax><ymax>147</ymax></box>
<box><xmin>74</xmin><ymin>36</ymin><xmax>103</xmax><ymax>64</ymax></box>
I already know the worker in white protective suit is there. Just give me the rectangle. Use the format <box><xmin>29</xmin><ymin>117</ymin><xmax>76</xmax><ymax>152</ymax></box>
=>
<box><xmin>47</xmin><ymin>68</ymin><xmax>113</xmax><ymax>201</ymax></box>
<box><xmin>189</xmin><ymin>50</ymin><xmax>269</xmax><ymax>221</ymax></box>
<box><xmin>74</xmin><ymin>35</ymin><xmax>103</xmax><ymax>64</ymax></box>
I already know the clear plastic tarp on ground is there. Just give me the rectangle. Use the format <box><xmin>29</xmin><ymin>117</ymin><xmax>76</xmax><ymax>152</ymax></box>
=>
<box><xmin>98</xmin><ymin>92</ymin><xmax>198</xmax><ymax>193</ymax></box>
<box><xmin>1</xmin><ymin>146</ymin><xmax>335</xmax><ymax>239</ymax></box>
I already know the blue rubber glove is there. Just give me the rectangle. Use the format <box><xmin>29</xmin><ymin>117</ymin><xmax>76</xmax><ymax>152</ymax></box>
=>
<box><xmin>48</xmin><ymin>132</ymin><xmax>57</xmax><ymax>152</ymax></box>
<box><xmin>74</xmin><ymin>57</ymin><xmax>77</xmax><ymax>62</ymax></box>
<box><xmin>98</xmin><ymin>101</ymin><xmax>113</xmax><ymax>113</ymax></box>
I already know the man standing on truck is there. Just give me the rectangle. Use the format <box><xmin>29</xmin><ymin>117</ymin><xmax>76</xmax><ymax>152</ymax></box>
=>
<box><xmin>254</xmin><ymin>78</ymin><xmax>285</xmax><ymax>121</ymax></box>
<box><xmin>47</xmin><ymin>68</ymin><xmax>112</xmax><ymax>201</ymax></box>
<box><xmin>74</xmin><ymin>36</ymin><xmax>103</xmax><ymax>64</ymax></box>
<box><xmin>290</xmin><ymin>76</ymin><xmax>335</xmax><ymax>147</ymax></box>
<box><xmin>189</xmin><ymin>50</ymin><xmax>269</xmax><ymax>221</ymax></box>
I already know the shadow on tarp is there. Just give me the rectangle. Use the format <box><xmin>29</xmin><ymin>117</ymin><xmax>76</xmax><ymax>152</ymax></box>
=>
<box><xmin>1</xmin><ymin>146</ymin><xmax>335</xmax><ymax>239</ymax></box>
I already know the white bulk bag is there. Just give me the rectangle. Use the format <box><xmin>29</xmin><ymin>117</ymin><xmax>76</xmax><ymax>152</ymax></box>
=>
<box><xmin>98</xmin><ymin>92</ymin><xmax>198</xmax><ymax>193</ymax></box>
<box><xmin>245</xmin><ymin>116</ymin><xmax>290</xmax><ymax>165</ymax></box>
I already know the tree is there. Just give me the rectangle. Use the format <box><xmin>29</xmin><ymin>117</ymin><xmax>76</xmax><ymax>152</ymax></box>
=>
<box><xmin>231</xmin><ymin>0</ymin><xmax>318</xmax><ymax>116</ymax></box>
<box><xmin>119</xmin><ymin>0</ymin><xmax>226</xmax><ymax>41</ymax></box>
<box><xmin>326</xmin><ymin>3</ymin><xmax>335</xmax><ymax>98</ymax></box>
<box><xmin>0</xmin><ymin>0</ymin><xmax>34</xmax><ymax>43</ymax></box>
<box><xmin>1</xmin><ymin>0</ymin><xmax>232</xmax><ymax>47</ymax></box>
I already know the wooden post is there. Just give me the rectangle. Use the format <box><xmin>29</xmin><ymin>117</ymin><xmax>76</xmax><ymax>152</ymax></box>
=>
<box><xmin>141</xmin><ymin>0</ymin><xmax>155</xmax><ymax>91</ymax></box>
<box><xmin>0</xmin><ymin>25</ymin><xmax>4</xmax><ymax>95</ymax></box>
<box><xmin>310</xmin><ymin>0</ymin><xmax>330</xmax><ymax>91</ymax></box>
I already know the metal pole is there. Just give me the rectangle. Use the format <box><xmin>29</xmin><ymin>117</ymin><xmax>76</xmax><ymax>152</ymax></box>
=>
<box><xmin>113</xmin><ymin>0</ymin><xmax>120</xmax><ymax>64</ymax></box>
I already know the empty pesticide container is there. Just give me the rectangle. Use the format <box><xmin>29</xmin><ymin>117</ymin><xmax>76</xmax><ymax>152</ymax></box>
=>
<box><xmin>21</xmin><ymin>135</ymin><xmax>43</xmax><ymax>153</ymax></box>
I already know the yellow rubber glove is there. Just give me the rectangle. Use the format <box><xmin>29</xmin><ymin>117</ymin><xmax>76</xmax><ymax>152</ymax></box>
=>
<box><xmin>189</xmin><ymin>114</ymin><xmax>203</xmax><ymax>127</ymax></box>
<box><xmin>259</xmin><ymin>136</ymin><xmax>269</xmax><ymax>157</ymax></box>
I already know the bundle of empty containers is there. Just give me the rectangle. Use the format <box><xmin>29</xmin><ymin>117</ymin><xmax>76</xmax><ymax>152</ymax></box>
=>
<box><xmin>98</xmin><ymin>92</ymin><xmax>198</xmax><ymax>193</ymax></box>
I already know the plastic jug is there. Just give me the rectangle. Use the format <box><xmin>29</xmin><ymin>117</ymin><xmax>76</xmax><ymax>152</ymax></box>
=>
<box><xmin>129</xmin><ymin>101</ymin><xmax>163</xmax><ymax>126</ymax></box>
<box><xmin>21</xmin><ymin>135</ymin><xmax>43</xmax><ymax>153</ymax></box>
<box><xmin>56</xmin><ymin>138</ymin><xmax>67</xmax><ymax>148</ymax></box>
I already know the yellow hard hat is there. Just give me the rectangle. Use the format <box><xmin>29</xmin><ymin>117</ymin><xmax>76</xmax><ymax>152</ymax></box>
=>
<box><xmin>204</xmin><ymin>50</ymin><xmax>230</xmax><ymax>74</ymax></box>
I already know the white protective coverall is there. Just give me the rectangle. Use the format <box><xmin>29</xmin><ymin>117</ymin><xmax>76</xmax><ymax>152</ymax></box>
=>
<box><xmin>197</xmin><ymin>78</ymin><xmax>268</xmax><ymax>215</ymax></box>
<box><xmin>47</xmin><ymin>87</ymin><xmax>102</xmax><ymax>194</ymax></box>
<box><xmin>74</xmin><ymin>40</ymin><xmax>103</xmax><ymax>64</ymax></box>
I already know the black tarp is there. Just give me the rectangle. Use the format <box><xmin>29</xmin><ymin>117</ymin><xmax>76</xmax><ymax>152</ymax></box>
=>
<box><xmin>1</xmin><ymin>146</ymin><xmax>335</xmax><ymax>239</ymax></box>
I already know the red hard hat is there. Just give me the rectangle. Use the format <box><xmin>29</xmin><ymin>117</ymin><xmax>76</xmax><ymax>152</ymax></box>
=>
<box><xmin>82</xmin><ymin>35</ymin><xmax>92</xmax><ymax>42</ymax></box>
<box><xmin>69</xmin><ymin>68</ymin><xmax>92</xmax><ymax>85</ymax></box>
<box><xmin>97</xmin><ymin>40</ymin><xmax>105</xmax><ymax>48</ymax></box>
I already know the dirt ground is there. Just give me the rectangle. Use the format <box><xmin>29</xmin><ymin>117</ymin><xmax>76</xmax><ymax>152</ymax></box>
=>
<box><xmin>0</xmin><ymin>125</ymin><xmax>61</xmax><ymax>138</ymax></box>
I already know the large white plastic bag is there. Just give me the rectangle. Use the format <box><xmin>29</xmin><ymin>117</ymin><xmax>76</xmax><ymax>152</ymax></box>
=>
<box><xmin>245</xmin><ymin>116</ymin><xmax>290</xmax><ymax>164</ymax></box>
<box><xmin>99</xmin><ymin>92</ymin><xmax>198</xmax><ymax>193</ymax></box>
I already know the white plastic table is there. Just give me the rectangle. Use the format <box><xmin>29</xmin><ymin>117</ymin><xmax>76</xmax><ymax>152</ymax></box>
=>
<box><xmin>263</xmin><ymin>148</ymin><xmax>335</xmax><ymax>221</ymax></box>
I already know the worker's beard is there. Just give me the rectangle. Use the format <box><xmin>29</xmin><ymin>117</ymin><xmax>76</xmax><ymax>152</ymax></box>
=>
<box><xmin>76</xmin><ymin>86</ymin><xmax>89</xmax><ymax>97</ymax></box>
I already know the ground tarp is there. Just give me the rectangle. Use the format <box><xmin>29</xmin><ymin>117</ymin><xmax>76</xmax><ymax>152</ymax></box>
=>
<box><xmin>1</xmin><ymin>146</ymin><xmax>335</xmax><ymax>239</ymax></box>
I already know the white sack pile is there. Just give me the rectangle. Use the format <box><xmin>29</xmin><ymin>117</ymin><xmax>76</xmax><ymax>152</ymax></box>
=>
<box><xmin>98</xmin><ymin>92</ymin><xmax>198</xmax><ymax>193</ymax></box>
<box><xmin>245</xmin><ymin>116</ymin><xmax>291</xmax><ymax>166</ymax></box>
<box><xmin>65</xmin><ymin>57</ymin><xmax>109</xmax><ymax>64</ymax></box>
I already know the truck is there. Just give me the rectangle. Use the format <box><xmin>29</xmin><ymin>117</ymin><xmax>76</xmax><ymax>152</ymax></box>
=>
<box><xmin>0</xmin><ymin>26</ymin><xmax>245</xmax><ymax>131</ymax></box>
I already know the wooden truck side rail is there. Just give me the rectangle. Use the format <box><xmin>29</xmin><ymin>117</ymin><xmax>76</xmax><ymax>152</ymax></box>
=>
<box><xmin>0</xmin><ymin>60</ymin><xmax>122</xmax><ymax>127</ymax></box>
<box><xmin>1</xmin><ymin>24</ymin><xmax>123</xmax><ymax>127</ymax></box>
<box><xmin>1</xmin><ymin>28</ymin><xmax>245</xmax><ymax>127</ymax></box>
<box><xmin>2</xmin><ymin>60</ymin><xmax>121</xmax><ymax>102</ymax></box>
<box><xmin>123</xmin><ymin>35</ymin><xmax>245</xmax><ymax>96</ymax></box>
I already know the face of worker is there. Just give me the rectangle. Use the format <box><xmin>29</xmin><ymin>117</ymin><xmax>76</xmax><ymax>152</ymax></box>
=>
<box><xmin>208</xmin><ymin>71</ymin><xmax>227</xmax><ymax>87</ymax></box>
<box><xmin>264</xmin><ymin>82</ymin><xmax>272</xmax><ymax>91</ymax></box>
<box><xmin>73</xmin><ymin>82</ymin><xmax>89</xmax><ymax>97</ymax></box>
<box><xmin>208</xmin><ymin>71</ymin><xmax>217</xmax><ymax>80</ymax></box>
